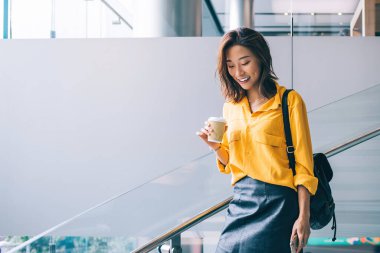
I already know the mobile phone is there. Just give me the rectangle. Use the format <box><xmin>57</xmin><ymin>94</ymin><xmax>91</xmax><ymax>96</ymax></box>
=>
<box><xmin>290</xmin><ymin>235</ymin><xmax>299</xmax><ymax>253</ymax></box>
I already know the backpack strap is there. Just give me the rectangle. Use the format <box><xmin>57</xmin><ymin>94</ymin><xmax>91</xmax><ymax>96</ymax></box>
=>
<box><xmin>281</xmin><ymin>89</ymin><xmax>296</xmax><ymax>176</ymax></box>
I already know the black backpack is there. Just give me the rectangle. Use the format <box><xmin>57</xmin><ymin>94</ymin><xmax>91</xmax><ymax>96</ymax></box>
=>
<box><xmin>282</xmin><ymin>89</ymin><xmax>337</xmax><ymax>241</ymax></box>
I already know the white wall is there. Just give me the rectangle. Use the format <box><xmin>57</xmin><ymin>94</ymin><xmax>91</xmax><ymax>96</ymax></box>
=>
<box><xmin>294</xmin><ymin>37</ymin><xmax>380</xmax><ymax>110</ymax></box>
<box><xmin>0</xmin><ymin>37</ymin><xmax>222</xmax><ymax>235</ymax></box>
<box><xmin>0</xmin><ymin>37</ymin><xmax>379</xmax><ymax>235</ymax></box>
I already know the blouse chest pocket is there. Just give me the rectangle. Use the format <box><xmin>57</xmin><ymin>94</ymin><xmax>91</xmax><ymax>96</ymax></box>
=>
<box><xmin>252</xmin><ymin>131</ymin><xmax>284</xmax><ymax>147</ymax></box>
<box><xmin>255</xmin><ymin>113</ymin><xmax>284</xmax><ymax>137</ymax></box>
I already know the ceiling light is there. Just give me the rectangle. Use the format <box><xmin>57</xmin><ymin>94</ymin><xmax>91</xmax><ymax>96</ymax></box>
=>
<box><xmin>338</xmin><ymin>12</ymin><xmax>342</xmax><ymax>15</ymax></box>
<box><xmin>284</xmin><ymin>12</ymin><xmax>289</xmax><ymax>16</ymax></box>
<box><xmin>311</xmin><ymin>12</ymin><xmax>315</xmax><ymax>16</ymax></box>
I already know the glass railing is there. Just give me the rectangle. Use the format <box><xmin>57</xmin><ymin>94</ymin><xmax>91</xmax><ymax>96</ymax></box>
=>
<box><xmin>5</xmin><ymin>152</ymin><xmax>232</xmax><ymax>252</ymax></box>
<box><xmin>308</xmin><ymin>134</ymin><xmax>380</xmax><ymax>241</ymax></box>
<box><xmin>3</xmin><ymin>83</ymin><xmax>380</xmax><ymax>253</ymax></box>
<box><xmin>291</xmin><ymin>12</ymin><xmax>352</xmax><ymax>36</ymax></box>
<box><xmin>308</xmin><ymin>83</ymin><xmax>380</xmax><ymax>154</ymax></box>
<box><xmin>254</xmin><ymin>12</ymin><xmax>292</xmax><ymax>36</ymax></box>
<box><xmin>290</xmin><ymin>0</ymin><xmax>379</xmax><ymax>36</ymax></box>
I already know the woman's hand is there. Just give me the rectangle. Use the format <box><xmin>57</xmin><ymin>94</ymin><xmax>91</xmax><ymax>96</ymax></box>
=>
<box><xmin>196</xmin><ymin>121</ymin><xmax>221</xmax><ymax>150</ymax></box>
<box><xmin>291</xmin><ymin>215</ymin><xmax>311</xmax><ymax>253</ymax></box>
<box><xmin>196</xmin><ymin>120</ymin><xmax>229</xmax><ymax>166</ymax></box>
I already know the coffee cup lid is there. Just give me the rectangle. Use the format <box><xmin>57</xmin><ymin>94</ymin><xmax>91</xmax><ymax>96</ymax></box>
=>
<box><xmin>208</xmin><ymin>117</ymin><xmax>226</xmax><ymax>123</ymax></box>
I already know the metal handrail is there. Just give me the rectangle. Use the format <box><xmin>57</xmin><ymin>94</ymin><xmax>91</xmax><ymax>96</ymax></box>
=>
<box><xmin>132</xmin><ymin>197</ymin><xmax>232</xmax><ymax>253</ymax></box>
<box><xmin>324</xmin><ymin>127</ymin><xmax>380</xmax><ymax>157</ymax></box>
<box><xmin>100</xmin><ymin>0</ymin><xmax>133</xmax><ymax>29</ymax></box>
<box><xmin>204</xmin><ymin>0</ymin><xmax>224</xmax><ymax>35</ymax></box>
<box><xmin>101</xmin><ymin>0</ymin><xmax>224</xmax><ymax>34</ymax></box>
<box><xmin>132</xmin><ymin>126</ymin><xmax>380</xmax><ymax>253</ymax></box>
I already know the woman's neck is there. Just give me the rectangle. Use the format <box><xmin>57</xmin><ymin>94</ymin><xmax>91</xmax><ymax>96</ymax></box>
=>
<box><xmin>247</xmin><ymin>86</ymin><xmax>264</xmax><ymax>102</ymax></box>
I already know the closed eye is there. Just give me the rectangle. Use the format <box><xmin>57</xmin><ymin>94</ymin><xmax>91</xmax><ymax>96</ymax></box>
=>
<box><xmin>242</xmin><ymin>61</ymin><xmax>250</xmax><ymax>66</ymax></box>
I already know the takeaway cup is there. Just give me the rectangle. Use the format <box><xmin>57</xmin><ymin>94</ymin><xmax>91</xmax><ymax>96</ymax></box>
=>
<box><xmin>207</xmin><ymin>117</ymin><xmax>227</xmax><ymax>143</ymax></box>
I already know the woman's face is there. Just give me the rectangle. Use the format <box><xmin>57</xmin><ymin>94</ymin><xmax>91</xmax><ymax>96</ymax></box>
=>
<box><xmin>225</xmin><ymin>45</ymin><xmax>261</xmax><ymax>91</ymax></box>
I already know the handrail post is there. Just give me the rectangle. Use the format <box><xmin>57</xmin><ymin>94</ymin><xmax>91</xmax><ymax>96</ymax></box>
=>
<box><xmin>171</xmin><ymin>234</ymin><xmax>182</xmax><ymax>253</ymax></box>
<box><xmin>158</xmin><ymin>234</ymin><xmax>182</xmax><ymax>253</ymax></box>
<box><xmin>49</xmin><ymin>237</ymin><xmax>56</xmax><ymax>253</ymax></box>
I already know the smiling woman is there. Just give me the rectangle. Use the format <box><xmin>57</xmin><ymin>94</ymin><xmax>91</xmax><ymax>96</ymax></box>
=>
<box><xmin>217</xmin><ymin>27</ymin><xmax>278</xmax><ymax>105</ymax></box>
<box><xmin>226</xmin><ymin>46</ymin><xmax>260</xmax><ymax>91</ymax></box>
<box><xmin>197</xmin><ymin>27</ymin><xmax>318</xmax><ymax>253</ymax></box>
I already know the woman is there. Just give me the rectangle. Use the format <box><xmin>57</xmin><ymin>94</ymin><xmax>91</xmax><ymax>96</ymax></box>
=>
<box><xmin>196</xmin><ymin>27</ymin><xmax>318</xmax><ymax>253</ymax></box>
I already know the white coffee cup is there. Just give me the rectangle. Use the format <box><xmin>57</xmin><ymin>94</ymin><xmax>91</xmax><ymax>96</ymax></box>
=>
<box><xmin>208</xmin><ymin>117</ymin><xmax>227</xmax><ymax>143</ymax></box>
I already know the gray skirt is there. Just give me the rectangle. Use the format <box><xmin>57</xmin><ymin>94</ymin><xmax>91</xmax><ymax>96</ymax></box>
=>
<box><xmin>215</xmin><ymin>176</ymin><xmax>299</xmax><ymax>253</ymax></box>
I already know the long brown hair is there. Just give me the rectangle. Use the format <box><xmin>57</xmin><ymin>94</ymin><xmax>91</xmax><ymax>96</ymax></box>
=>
<box><xmin>217</xmin><ymin>27</ymin><xmax>278</xmax><ymax>103</ymax></box>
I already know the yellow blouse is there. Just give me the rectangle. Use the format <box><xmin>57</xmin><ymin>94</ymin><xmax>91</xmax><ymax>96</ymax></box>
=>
<box><xmin>217</xmin><ymin>83</ymin><xmax>318</xmax><ymax>195</ymax></box>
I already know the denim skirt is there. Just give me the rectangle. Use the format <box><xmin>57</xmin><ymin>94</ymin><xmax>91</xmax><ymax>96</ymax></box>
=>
<box><xmin>215</xmin><ymin>176</ymin><xmax>299</xmax><ymax>253</ymax></box>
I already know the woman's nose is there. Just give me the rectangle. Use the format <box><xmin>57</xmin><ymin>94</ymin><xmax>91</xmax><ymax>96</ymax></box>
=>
<box><xmin>235</xmin><ymin>65</ymin><xmax>244</xmax><ymax>77</ymax></box>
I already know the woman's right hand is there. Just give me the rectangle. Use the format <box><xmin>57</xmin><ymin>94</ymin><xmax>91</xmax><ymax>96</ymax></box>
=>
<box><xmin>196</xmin><ymin>121</ymin><xmax>222</xmax><ymax>150</ymax></box>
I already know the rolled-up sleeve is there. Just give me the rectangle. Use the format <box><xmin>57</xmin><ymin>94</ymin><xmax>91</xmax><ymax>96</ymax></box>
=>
<box><xmin>289</xmin><ymin>93</ymin><xmax>318</xmax><ymax>195</ymax></box>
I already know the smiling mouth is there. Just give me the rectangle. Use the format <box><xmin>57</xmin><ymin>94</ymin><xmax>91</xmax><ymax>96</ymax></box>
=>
<box><xmin>237</xmin><ymin>76</ymin><xmax>250</xmax><ymax>83</ymax></box>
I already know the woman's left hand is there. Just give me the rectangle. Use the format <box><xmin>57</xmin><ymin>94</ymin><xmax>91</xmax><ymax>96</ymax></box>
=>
<box><xmin>291</xmin><ymin>216</ymin><xmax>310</xmax><ymax>253</ymax></box>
